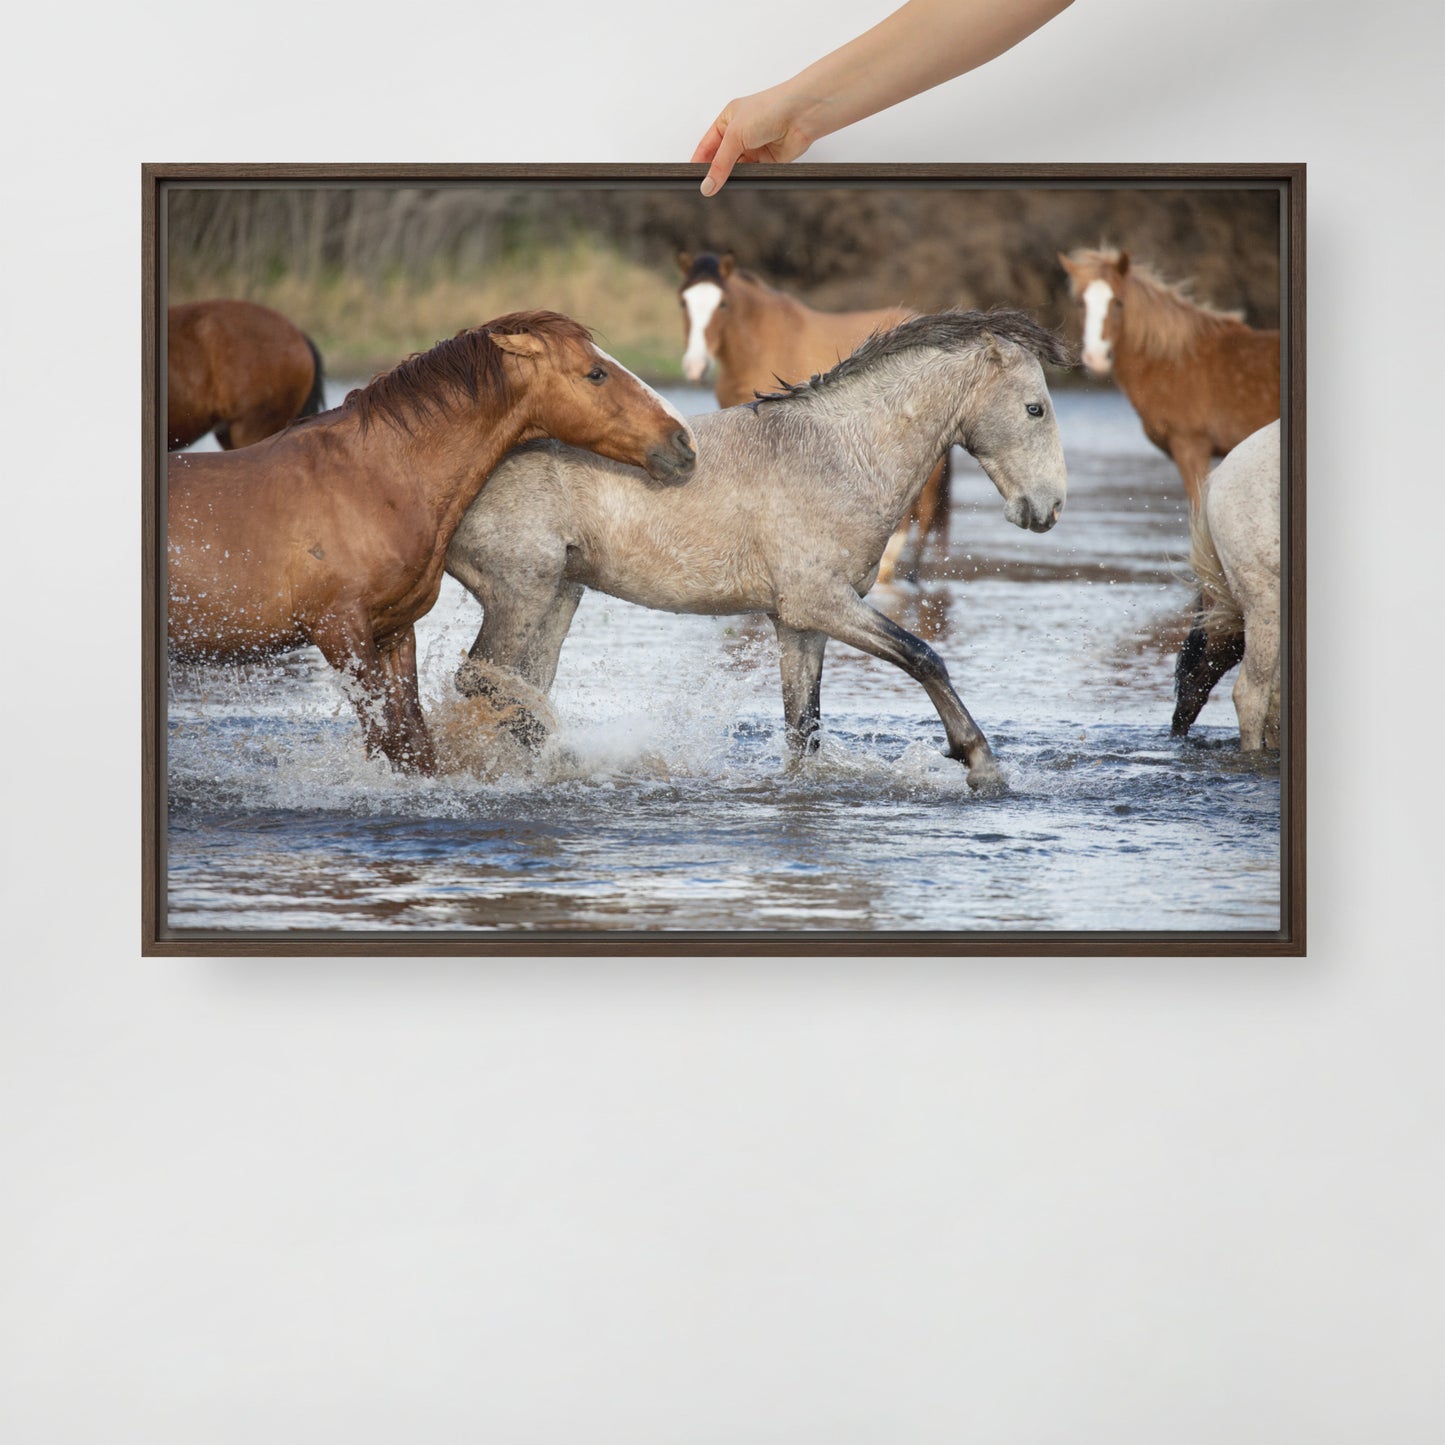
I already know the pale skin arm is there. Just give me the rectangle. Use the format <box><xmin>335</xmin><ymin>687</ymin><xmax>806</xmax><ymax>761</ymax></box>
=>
<box><xmin>692</xmin><ymin>0</ymin><xmax>1075</xmax><ymax>195</ymax></box>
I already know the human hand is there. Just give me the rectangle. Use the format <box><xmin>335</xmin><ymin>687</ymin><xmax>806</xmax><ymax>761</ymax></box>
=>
<box><xmin>690</xmin><ymin>2</ymin><xmax>1076</xmax><ymax>198</ymax></box>
<box><xmin>691</xmin><ymin>87</ymin><xmax>817</xmax><ymax>196</ymax></box>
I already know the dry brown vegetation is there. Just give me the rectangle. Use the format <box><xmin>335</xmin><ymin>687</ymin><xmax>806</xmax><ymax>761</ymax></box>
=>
<box><xmin>169</xmin><ymin>186</ymin><xmax>1279</xmax><ymax>379</ymax></box>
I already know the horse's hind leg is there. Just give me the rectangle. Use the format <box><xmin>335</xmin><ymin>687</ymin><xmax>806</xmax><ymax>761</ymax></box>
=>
<box><xmin>779</xmin><ymin>584</ymin><xmax>998</xmax><ymax>788</ymax></box>
<box><xmin>1233</xmin><ymin>616</ymin><xmax>1280</xmax><ymax>752</ymax></box>
<box><xmin>771</xmin><ymin>620</ymin><xmax>826</xmax><ymax>755</ymax></box>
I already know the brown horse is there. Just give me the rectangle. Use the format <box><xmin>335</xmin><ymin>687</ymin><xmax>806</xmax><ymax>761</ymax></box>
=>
<box><xmin>168</xmin><ymin>299</ymin><xmax>327</xmax><ymax>451</ymax></box>
<box><xmin>1059</xmin><ymin>248</ymin><xmax>1280</xmax><ymax>507</ymax></box>
<box><xmin>677</xmin><ymin>252</ymin><xmax>950</xmax><ymax>582</ymax></box>
<box><xmin>169</xmin><ymin>311</ymin><xmax>696</xmax><ymax>773</ymax></box>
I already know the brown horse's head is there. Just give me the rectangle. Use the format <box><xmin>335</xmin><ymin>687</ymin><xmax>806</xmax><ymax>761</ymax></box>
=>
<box><xmin>1060</xmin><ymin>248</ymin><xmax>1129</xmax><ymax>376</ymax></box>
<box><xmin>488</xmin><ymin>313</ymin><xmax>696</xmax><ymax>484</ymax></box>
<box><xmin>676</xmin><ymin>251</ymin><xmax>736</xmax><ymax>382</ymax></box>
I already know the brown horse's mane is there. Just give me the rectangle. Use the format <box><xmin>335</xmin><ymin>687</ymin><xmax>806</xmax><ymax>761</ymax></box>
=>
<box><xmin>750</xmin><ymin>309</ymin><xmax>1073</xmax><ymax>407</ymax></box>
<box><xmin>1068</xmin><ymin>247</ymin><xmax>1247</xmax><ymax>363</ymax></box>
<box><xmin>346</xmin><ymin>310</ymin><xmax>594</xmax><ymax>434</ymax></box>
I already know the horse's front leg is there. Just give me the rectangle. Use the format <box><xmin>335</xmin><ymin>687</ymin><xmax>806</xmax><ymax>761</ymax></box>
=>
<box><xmin>778</xmin><ymin>583</ymin><xmax>1000</xmax><ymax>790</ymax></box>
<box><xmin>310</xmin><ymin>609</ymin><xmax>414</xmax><ymax>772</ymax></box>
<box><xmin>1169</xmin><ymin>435</ymin><xmax>1214</xmax><ymax>509</ymax></box>
<box><xmin>770</xmin><ymin>618</ymin><xmax>827</xmax><ymax>756</ymax></box>
<box><xmin>380</xmin><ymin>626</ymin><xmax>436</xmax><ymax>774</ymax></box>
<box><xmin>455</xmin><ymin>575</ymin><xmax>577</xmax><ymax>750</ymax></box>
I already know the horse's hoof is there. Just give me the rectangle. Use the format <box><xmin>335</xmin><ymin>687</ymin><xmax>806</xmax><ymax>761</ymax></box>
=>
<box><xmin>455</xmin><ymin>660</ymin><xmax>488</xmax><ymax>698</ymax></box>
<box><xmin>504</xmin><ymin>712</ymin><xmax>550</xmax><ymax>751</ymax></box>
<box><xmin>965</xmin><ymin>757</ymin><xmax>1007</xmax><ymax>795</ymax></box>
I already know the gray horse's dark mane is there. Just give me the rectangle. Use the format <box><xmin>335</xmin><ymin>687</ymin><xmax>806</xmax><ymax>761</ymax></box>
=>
<box><xmin>748</xmin><ymin>309</ymin><xmax>1073</xmax><ymax>408</ymax></box>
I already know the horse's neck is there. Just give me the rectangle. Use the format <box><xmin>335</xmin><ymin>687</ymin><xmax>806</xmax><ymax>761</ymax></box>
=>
<box><xmin>719</xmin><ymin>279</ymin><xmax>802</xmax><ymax>371</ymax></box>
<box><xmin>828</xmin><ymin>362</ymin><xmax>960</xmax><ymax>506</ymax></box>
<box><xmin>1112</xmin><ymin>327</ymin><xmax>1196</xmax><ymax>408</ymax></box>
<box><xmin>1117</xmin><ymin>276</ymin><xmax>1235</xmax><ymax>370</ymax></box>
<box><xmin>337</xmin><ymin>401</ymin><xmax>530</xmax><ymax>541</ymax></box>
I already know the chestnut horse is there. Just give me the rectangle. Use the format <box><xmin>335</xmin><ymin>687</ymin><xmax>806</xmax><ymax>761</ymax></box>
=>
<box><xmin>169</xmin><ymin>312</ymin><xmax>696</xmax><ymax>773</ymax></box>
<box><xmin>168</xmin><ymin>299</ymin><xmax>327</xmax><ymax>450</ymax></box>
<box><xmin>1059</xmin><ymin>248</ymin><xmax>1279</xmax><ymax>507</ymax></box>
<box><xmin>677</xmin><ymin>252</ymin><xmax>950</xmax><ymax>583</ymax></box>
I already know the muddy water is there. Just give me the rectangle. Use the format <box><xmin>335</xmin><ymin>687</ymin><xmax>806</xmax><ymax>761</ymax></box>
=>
<box><xmin>166</xmin><ymin>384</ymin><xmax>1279</xmax><ymax>937</ymax></box>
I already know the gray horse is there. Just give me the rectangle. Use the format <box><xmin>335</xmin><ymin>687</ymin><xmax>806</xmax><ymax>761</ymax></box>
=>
<box><xmin>447</xmin><ymin>310</ymin><xmax>1070</xmax><ymax>788</ymax></box>
<box><xmin>1174</xmin><ymin>420</ymin><xmax>1281</xmax><ymax>750</ymax></box>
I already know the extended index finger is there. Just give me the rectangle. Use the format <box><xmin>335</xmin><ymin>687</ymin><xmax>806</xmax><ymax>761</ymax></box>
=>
<box><xmin>691</xmin><ymin>118</ymin><xmax>727</xmax><ymax>166</ymax></box>
<box><xmin>700</xmin><ymin>125</ymin><xmax>747</xmax><ymax>196</ymax></box>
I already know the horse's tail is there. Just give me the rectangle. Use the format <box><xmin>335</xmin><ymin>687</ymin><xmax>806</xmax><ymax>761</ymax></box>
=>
<box><xmin>1171</xmin><ymin>482</ymin><xmax>1248</xmax><ymax>735</ymax></box>
<box><xmin>298</xmin><ymin>334</ymin><xmax>327</xmax><ymax>419</ymax></box>
<box><xmin>1188</xmin><ymin>487</ymin><xmax>1243</xmax><ymax>639</ymax></box>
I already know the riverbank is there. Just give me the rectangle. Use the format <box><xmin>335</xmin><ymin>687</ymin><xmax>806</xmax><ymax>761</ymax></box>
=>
<box><xmin>169</xmin><ymin>243</ymin><xmax>687</xmax><ymax>380</ymax></box>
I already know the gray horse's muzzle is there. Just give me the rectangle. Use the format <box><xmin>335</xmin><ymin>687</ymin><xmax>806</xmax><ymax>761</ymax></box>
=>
<box><xmin>1006</xmin><ymin>494</ymin><xmax>1065</xmax><ymax>533</ymax></box>
<box><xmin>645</xmin><ymin>430</ymin><xmax>697</xmax><ymax>484</ymax></box>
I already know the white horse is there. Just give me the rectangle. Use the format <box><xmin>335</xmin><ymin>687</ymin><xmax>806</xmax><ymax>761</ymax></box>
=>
<box><xmin>1173</xmin><ymin>420</ymin><xmax>1281</xmax><ymax>749</ymax></box>
<box><xmin>446</xmin><ymin>311</ymin><xmax>1071</xmax><ymax>788</ymax></box>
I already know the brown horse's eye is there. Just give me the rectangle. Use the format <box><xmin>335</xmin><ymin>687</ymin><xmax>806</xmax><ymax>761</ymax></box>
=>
<box><xmin>586</xmin><ymin>366</ymin><xmax>607</xmax><ymax>384</ymax></box>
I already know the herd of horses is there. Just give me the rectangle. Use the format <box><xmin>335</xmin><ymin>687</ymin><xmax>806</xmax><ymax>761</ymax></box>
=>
<box><xmin>165</xmin><ymin>243</ymin><xmax>1283</xmax><ymax>785</ymax></box>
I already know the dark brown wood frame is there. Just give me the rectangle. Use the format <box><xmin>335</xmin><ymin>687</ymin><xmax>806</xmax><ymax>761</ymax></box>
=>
<box><xmin>143</xmin><ymin>163</ymin><xmax>1305</xmax><ymax>957</ymax></box>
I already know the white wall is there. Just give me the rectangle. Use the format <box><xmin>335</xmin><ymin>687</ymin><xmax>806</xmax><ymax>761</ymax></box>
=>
<box><xmin>2</xmin><ymin>2</ymin><xmax>1441</xmax><ymax>1440</ymax></box>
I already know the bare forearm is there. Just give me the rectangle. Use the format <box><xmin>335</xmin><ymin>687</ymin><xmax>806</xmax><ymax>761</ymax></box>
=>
<box><xmin>692</xmin><ymin>0</ymin><xmax>1075</xmax><ymax>194</ymax></box>
<box><xmin>783</xmin><ymin>0</ymin><xmax>1074</xmax><ymax>145</ymax></box>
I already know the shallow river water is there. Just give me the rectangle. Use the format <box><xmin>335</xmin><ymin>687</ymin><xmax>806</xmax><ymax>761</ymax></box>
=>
<box><xmin>166</xmin><ymin>384</ymin><xmax>1280</xmax><ymax>939</ymax></box>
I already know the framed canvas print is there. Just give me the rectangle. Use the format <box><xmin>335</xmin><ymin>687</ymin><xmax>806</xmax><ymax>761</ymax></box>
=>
<box><xmin>142</xmin><ymin>163</ymin><xmax>1304</xmax><ymax>955</ymax></box>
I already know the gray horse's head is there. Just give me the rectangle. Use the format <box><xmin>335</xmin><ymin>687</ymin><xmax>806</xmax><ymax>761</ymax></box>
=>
<box><xmin>963</xmin><ymin>332</ymin><xmax>1070</xmax><ymax>533</ymax></box>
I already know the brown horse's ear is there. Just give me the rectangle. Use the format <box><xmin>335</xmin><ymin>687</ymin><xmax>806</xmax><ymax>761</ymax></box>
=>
<box><xmin>719</xmin><ymin>253</ymin><xmax>735</xmax><ymax>279</ymax></box>
<box><xmin>489</xmin><ymin>331</ymin><xmax>546</xmax><ymax>358</ymax></box>
<box><xmin>677</xmin><ymin>251</ymin><xmax>693</xmax><ymax>274</ymax></box>
<box><xmin>1116</xmin><ymin>251</ymin><xmax>1131</xmax><ymax>277</ymax></box>
<box><xmin>1058</xmin><ymin>251</ymin><xmax>1077</xmax><ymax>274</ymax></box>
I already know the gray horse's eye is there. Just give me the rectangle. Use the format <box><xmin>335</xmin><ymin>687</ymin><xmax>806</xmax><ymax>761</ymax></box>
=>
<box><xmin>1026</xmin><ymin>403</ymin><xmax>1044</xmax><ymax>418</ymax></box>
